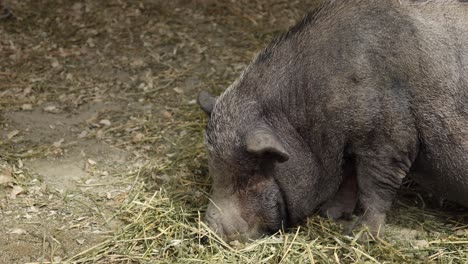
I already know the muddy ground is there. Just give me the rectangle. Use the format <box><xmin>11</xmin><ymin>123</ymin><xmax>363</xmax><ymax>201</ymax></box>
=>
<box><xmin>0</xmin><ymin>0</ymin><xmax>467</xmax><ymax>263</ymax></box>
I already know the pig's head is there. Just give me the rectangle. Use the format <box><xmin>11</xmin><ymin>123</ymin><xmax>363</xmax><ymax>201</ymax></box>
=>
<box><xmin>197</xmin><ymin>90</ymin><xmax>337</xmax><ymax>242</ymax></box>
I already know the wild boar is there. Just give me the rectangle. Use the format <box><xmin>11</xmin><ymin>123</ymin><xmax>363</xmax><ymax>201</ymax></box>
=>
<box><xmin>198</xmin><ymin>0</ymin><xmax>468</xmax><ymax>242</ymax></box>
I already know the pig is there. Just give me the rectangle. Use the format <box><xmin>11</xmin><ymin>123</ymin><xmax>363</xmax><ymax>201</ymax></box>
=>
<box><xmin>198</xmin><ymin>0</ymin><xmax>468</xmax><ymax>242</ymax></box>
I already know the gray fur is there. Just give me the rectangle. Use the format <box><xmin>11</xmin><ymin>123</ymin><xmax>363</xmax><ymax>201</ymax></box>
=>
<box><xmin>199</xmin><ymin>0</ymin><xmax>468</xmax><ymax>242</ymax></box>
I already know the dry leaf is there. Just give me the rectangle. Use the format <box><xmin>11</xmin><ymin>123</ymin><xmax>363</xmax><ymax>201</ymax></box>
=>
<box><xmin>7</xmin><ymin>130</ymin><xmax>19</xmax><ymax>140</ymax></box>
<box><xmin>96</xmin><ymin>129</ymin><xmax>104</xmax><ymax>139</ymax></box>
<box><xmin>44</xmin><ymin>105</ymin><xmax>59</xmax><ymax>113</ymax></box>
<box><xmin>9</xmin><ymin>185</ymin><xmax>24</xmax><ymax>199</ymax></box>
<box><xmin>53</xmin><ymin>138</ymin><xmax>65</xmax><ymax>148</ymax></box>
<box><xmin>78</xmin><ymin>130</ymin><xmax>88</xmax><ymax>138</ymax></box>
<box><xmin>21</xmin><ymin>104</ymin><xmax>33</xmax><ymax>111</ymax></box>
<box><xmin>130</xmin><ymin>58</ymin><xmax>144</xmax><ymax>67</ymax></box>
<box><xmin>8</xmin><ymin>228</ymin><xmax>27</xmax><ymax>235</ymax></box>
<box><xmin>162</xmin><ymin>111</ymin><xmax>172</xmax><ymax>119</ymax></box>
<box><xmin>133</xmin><ymin>133</ymin><xmax>144</xmax><ymax>142</ymax></box>
<box><xmin>23</xmin><ymin>86</ymin><xmax>32</xmax><ymax>95</ymax></box>
<box><xmin>27</xmin><ymin>206</ymin><xmax>39</xmax><ymax>213</ymax></box>
<box><xmin>173</xmin><ymin>87</ymin><xmax>183</xmax><ymax>94</ymax></box>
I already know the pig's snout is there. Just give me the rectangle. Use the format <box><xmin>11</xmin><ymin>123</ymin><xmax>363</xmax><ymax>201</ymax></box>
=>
<box><xmin>204</xmin><ymin>199</ymin><xmax>261</xmax><ymax>242</ymax></box>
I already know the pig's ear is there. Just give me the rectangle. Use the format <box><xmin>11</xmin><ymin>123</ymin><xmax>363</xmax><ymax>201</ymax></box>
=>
<box><xmin>246</xmin><ymin>129</ymin><xmax>289</xmax><ymax>163</ymax></box>
<box><xmin>197</xmin><ymin>91</ymin><xmax>217</xmax><ymax>116</ymax></box>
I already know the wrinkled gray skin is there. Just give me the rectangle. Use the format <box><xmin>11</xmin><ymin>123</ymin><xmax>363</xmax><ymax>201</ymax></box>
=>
<box><xmin>198</xmin><ymin>0</ymin><xmax>468</xmax><ymax>242</ymax></box>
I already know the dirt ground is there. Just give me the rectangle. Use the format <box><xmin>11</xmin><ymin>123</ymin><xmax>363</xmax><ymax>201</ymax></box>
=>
<box><xmin>1</xmin><ymin>0</ymin><xmax>467</xmax><ymax>263</ymax></box>
<box><xmin>0</xmin><ymin>1</ymin><xmax>310</xmax><ymax>262</ymax></box>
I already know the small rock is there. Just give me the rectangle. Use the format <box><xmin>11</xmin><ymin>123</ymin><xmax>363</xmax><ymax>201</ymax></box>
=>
<box><xmin>99</xmin><ymin>119</ymin><xmax>111</xmax><ymax>126</ymax></box>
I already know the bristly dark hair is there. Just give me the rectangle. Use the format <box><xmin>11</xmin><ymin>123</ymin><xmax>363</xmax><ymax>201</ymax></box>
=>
<box><xmin>256</xmin><ymin>2</ymin><xmax>328</xmax><ymax>63</ymax></box>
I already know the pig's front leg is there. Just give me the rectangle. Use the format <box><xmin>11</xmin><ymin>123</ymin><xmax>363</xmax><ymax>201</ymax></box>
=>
<box><xmin>351</xmin><ymin>143</ymin><xmax>417</xmax><ymax>241</ymax></box>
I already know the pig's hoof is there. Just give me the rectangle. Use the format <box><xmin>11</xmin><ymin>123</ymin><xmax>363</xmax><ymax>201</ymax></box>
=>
<box><xmin>344</xmin><ymin>215</ymin><xmax>385</xmax><ymax>242</ymax></box>
<box><xmin>354</xmin><ymin>227</ymin><xmax>380</xmax><ymax>242</ymax></box>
